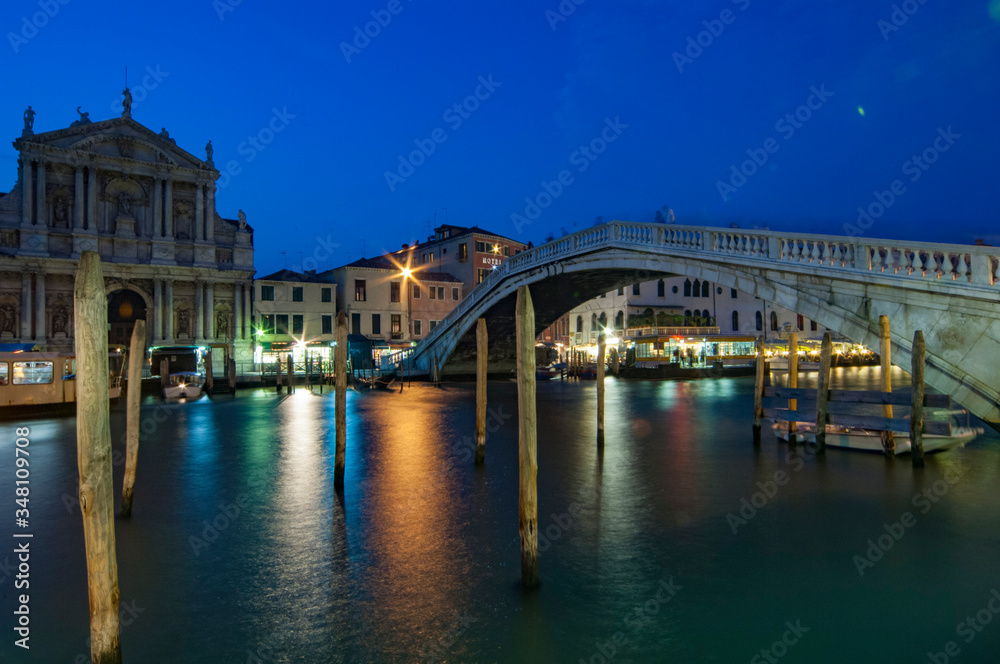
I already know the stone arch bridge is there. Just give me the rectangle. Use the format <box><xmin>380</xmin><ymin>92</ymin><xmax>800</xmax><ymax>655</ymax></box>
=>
<box><xmin>408</xmin><ymin>221</ymin><xmax>1000</xmax><ymax>426</ymax></box>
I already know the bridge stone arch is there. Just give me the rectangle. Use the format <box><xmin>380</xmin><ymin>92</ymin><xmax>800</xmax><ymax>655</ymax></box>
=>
<box><xmin>411</xmin><ymin>223</ymin><xmax>1000</xmax><ymax>426</ymax></box>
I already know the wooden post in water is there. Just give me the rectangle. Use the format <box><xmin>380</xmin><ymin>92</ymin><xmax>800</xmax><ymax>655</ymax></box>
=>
<box><xmin>335</xmin><ymin>310</ymin><xmax>348</xmax><ymax>489</ymax></box>
<box><xmin>204</xmin><ymin>351</ymin><xmax>214</xmax><ymax>394</ymax></box>
<box><xmin>815</xmin><ymin>332</ymin><xmax>833</xmax><ymax>452</ymax></box>
<box><xmin>160</xmin><ymin>357</ymin><xmax>169</xmax><ymax>391</ymax></box>
<box><xmin>228</xmin><ymin>357</ymin><xmax>237</xmax><ymax>395</ymax></box>
<box><xmin>121</xmin><ymin>319</ymin><xmax>145</xmax><ymax>518</ymax></box>
<box><xmin>74</xmin><ymin>252</ymin><xmax>123</xmax><ymax>664</ymax></box>
<box><xmin>787</xmin><ymin>332</ymin><xmax>798</xmax><ymax>444</ymax></box>
<box><xmin>879</xmin><ymin>315</ymin><xmax>895</xmax><ymax>456</ymax></box>
<box><xmin>286</xmin><ymin>356</ymin><xmax>293</xmax><ymax>394</ymax></box>
<box><xmin>911</xmin><ymin>330</ymin><xmax>926</xmax><ymax>467</ymax></box>
<box><xmin>305</xmin><ymin>351</ymin><xmax>311</xmax><ymax>389</ymax></box>
<box><xmin>752</xmin><ymin>335</ymin><xmax>764</xmax><ymax>446</ymax></box>
<box><xmin>515</xmin><ymin>286</ymin><xmax>538</xmax><ymax>588</ymax></box>
<box><xmin>318</xmin><ymin>360</ymin><xmax>324</xmax><ymax>394</ymax></box>
<box><xmin>275</xmin><ymin>357</ymin><xmax>282</xmax><ymax>393</ymax></box>
<box><xmin>475</xmin><ymin>317</ymin><xmax>488</xmax><ymax>465</ymax></box>
<box><xmin>597</xmin><ymin>332</ymin><xmax>606</xmax><ymax>445</ymax></box>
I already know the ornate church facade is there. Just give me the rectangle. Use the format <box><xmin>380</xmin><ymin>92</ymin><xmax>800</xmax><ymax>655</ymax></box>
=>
<box><xmin>0</xmin><ymin>93</ymin><xmax>255</xmax><ymax>362</ymax></box>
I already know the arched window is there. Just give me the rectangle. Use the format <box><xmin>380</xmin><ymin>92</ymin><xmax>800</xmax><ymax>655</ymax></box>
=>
<box><xmin>755</xmin><ymin>311</ymin><xmax>763</xmax><ymax>331</ymax></box>
<box><xmin>702</xmin><ymin>309</ymin><xmax>710</xmax><ymax>319</ymax></box>
<box><xmin>615</xmin><ymin>310</ymin><xmax>624</xmax><ymax>329</ymax></box>
<box><xmin>598</xmin><ymin>312</ymin><xmax>608</xmax><ymax>328</ymax></box>
<box><xmin>797</xmin><ymin>314</ymin><xmax>804</xmax><ymax>331</ymax></box>
<box><xmin>684</xmin><ymin>309</ymin><xmax>692</xmax><ymax>318</ymax></box>
<box><xmin>576</xmin><ymin>315</ymin><xmax>583</xmax><ymax>333</ymax></box>
<box><xmin>770</xmin><ymin>312</ymin><xmax>779</xmax><ymax>331</ymax></box>
<box><xmin>591</xmin><ymin>313</ymin><xmax>598</xmax><ymax>331</ymax></box>
<box><xmin>732</xmin><ymin>311</ymin><xmax>739</xmax><ymax>332</ymax></box>
<box><xmin>683</xmin><ymin>279</ymin><xmax>692</xmax><ymax>297</ymax></box>
<box><xmin>692</xmin><ymin>279</ymin><xmax>701</xmax><ymax>297</ymax></box>
<box><xmin>701</xmin><ymin>281</ymin><xmax>711</xmax><ymax>297</ymax></box>
<box><xmin>657</xmin><ymin>279</ymin><xmax>665</xmax><ymax>297</ymax></box>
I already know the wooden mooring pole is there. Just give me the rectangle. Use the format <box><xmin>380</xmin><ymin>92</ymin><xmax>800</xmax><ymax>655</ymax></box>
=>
<box><xmin>204</xmin><ymin>352</ymin><xmax>214</xmax><ymax>394</ymax></box>
<box><xmin>815</xmin><ymin>332</ymin><xmax>833</xmax><ymax>452</ymax></box>
<box><xmin>515</xmin><ymin>286</ymin><xmax>538</xmax><ymax>588</ymax></box>
<box><xmin>879</xmin><ymin>315</ymin><xmax>895</xmax><ymax>456</ymax></box>
<box><xmin>160</xmin><ymin>357</ymin><xmax>169</xmax><ymax>392</ymax></box>
<box><xmin>911</xmin><ymin>330</ymin><xmax>926</xmax><ymax>467</ymax></box>
<box><xmin>74</xmin><ymin>252</ymin><xmax>123</xmax><ymax>664</ymax></box>
<box><xmin>335</xmin><ymin>310</ymin><xmax>348</xmax><ymax>489</ymax></box>
<box><xmin>752</xmin><ymin>335</ymin><xmax>764</xmax><ymax>446</ymax></box>
<box><xmin>286</xmin><ymin>356</ymin><xmax>293</xmax><ymax>394</ymax></box>
<box><xmin>228</xmin><ymin>357</ymin><xmax>237</xmax><ymax>395</ymax></box>
<box><xmin>275</xmin><ymin>357</ymin><xmax>282</xmax><ymax>393</ymax></box>
<box><xmin>597</xmin><ymin>332</ymin><xmax>606</xmax><ymax>445</ymax></box>
<box><xmin>475</xmin><ymin>317</ymin><xmax>488</xmax><ymax>465</ymax></box>
<box><xmin>787</xmin><ymin>331</ymin><xmax>798</xmax><ymax>445</ymax></box>
<box><xmin>121</xmin><ymin>319</ymin><xmax>145</xmax><ymax>518</ymax></box>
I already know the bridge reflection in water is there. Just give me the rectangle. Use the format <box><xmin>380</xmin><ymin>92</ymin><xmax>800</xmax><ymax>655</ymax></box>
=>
<box><xmin>4</xmin><ymin>369</ymin><xmax>1000</xmax><ymax>661</ymax></box>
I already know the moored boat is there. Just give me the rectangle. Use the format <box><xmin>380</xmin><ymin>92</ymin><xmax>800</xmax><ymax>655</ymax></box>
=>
<box><xmin>771</xmin><ymin>410</ymin><xmax>983</xmax><ymax>454</ymax></box>
<box><xmin>163</xmin><ymin>371</ymin><xmax>205</xmax><ymax>399</ymax></box>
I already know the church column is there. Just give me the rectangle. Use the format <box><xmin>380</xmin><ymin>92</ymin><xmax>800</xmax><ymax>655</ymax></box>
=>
<box><xmin>86</xmin><ymin>166</ymin><xmax>98</xmax><ymax>231</ymax></box>
<box><xmin>152</xmin><ymin>279</ymin><xmax>162</xmax><ymax>341</ymax></box>
<box><xmin>205</xmin><ymin>185</ymin><xmax>215</xmax><ymax>243</ymax></box>
<box><xmin>243</xmin><ymin>282</ymin><xmax>251</xmax><ymax>341</ymax></box>
<box><xmin>73</xmin><ymin>167</ymin><xmax>85</xmax><ymax>229</ymax></box>
<box><xmin>194</xmin><ymin>281</ymin><xmax>204</xmax><ymax>340</ymax></box>
<box><xmin>21</xmin><ymin>159</ymin><xmax>33</xmax><ymax>226</ymax></box>
<box><xmin>152</xmin><ymin>177</ymin><xmax>162</xmax><ymax>237</ymax></box>
<box><xmin>194</xmin><ymin>182</ymin><xmax>204</xmax><ymax>242</ymax></box>
<box><xmin>164</xmin><ymin>179</ymin><xmax>173</xmax><ymax>238</ymax></box>
<box><xmin>233</xmin><ymin>282</ymin><xmax>242</xmax><ymax>343</ymax></box>
<box><xmin>205</xmin><ymin>282</ymin><xmax>214</xmax><ymax>339</ymax></box>
<box><xmin>20</xmin><ymin>272</ymin><xmax>32</xmax><ymax>339</ymax></box>
<box><xmin>35</xmin><ymin>160</ymin><xmax>46</xmax><ymax>227</ymax></box>
<box><xmin>165</xmin><ymin>280</ymin><xmax>174</xmax><ymax>340</ymax></box>
<box><xmin>34</xmin><ymin>273</ymin><xmax>45</xmax><ymax>341</ymax></box>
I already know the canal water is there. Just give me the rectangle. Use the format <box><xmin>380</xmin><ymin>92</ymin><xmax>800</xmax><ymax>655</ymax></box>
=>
<box><xmin>2</xmin><ymin>368</ymin><xmax>1000</xmax><ymax>663</ymax></box>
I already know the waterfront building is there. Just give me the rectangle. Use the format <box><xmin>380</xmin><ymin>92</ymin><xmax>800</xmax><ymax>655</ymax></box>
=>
<box><xmin>325</xmin><ymin>257</ymin><xmax>410</xmax><ymax>352</ymax></box>
<box><xmin>0</xmin><ymin>95</ymin><xmax>254</xmax><ymax>369</ymax></box>
<box><xmin>252</xmin><ymin>269</ymin><xmax>335</xmax><ymax>367</ymax></box>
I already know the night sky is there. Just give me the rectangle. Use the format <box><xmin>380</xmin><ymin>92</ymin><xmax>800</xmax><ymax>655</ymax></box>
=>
<box><xmin>3</xmin><ymin>0</ymin><xmax>998</xmax><ymax>275</ymax></box>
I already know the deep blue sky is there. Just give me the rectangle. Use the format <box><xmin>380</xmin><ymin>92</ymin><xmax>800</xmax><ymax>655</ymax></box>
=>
<box><xmin>3</xmin><ymin>0</ymin><xmax>998</xmax><ymax>275</ymax></box>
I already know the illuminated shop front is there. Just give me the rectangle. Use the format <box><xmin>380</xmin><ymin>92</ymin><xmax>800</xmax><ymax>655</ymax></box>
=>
<box><xmin>634</xmin><ymin>335</ymin><xmax>758</xmax><ymax>368</ymax></box>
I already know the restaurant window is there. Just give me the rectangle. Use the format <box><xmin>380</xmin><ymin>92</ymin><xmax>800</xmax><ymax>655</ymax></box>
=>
<box><xmin>414</xmin><ymin>319</ymin><xmax>422</xmax><ymax>336</ymax></box>
<box><xmin>413</xmin><ymin>284</ymin><xmax>421</xmax><ymax>299</ymax></box>
<box><xmin>276</xmin><ymin>315</ymin><xmax>289</xmax><ymax>335</ymax></box>
<box><xmin>322</xmin><ymin>315</ymin><xmax>332</xmax><ymax>335</ymax></box>
<box><xmin>351</xmin><ymin>313</ymin><xmax>361</xmax><ymax>335</ymax></box>
<box><xmin>292</xmin><ymin>315</ymin><xmax>303</xmax><ymax>334</ymax></box>
<box><xmin>452</xmin><ymin>287</ymin><xmax>459</xmax><ymax>300</ymax></box>
<box><xmin>354</xmin><ymin>280</ymin><xmax>366</xmax><ymax>302</ymax></box>
<box><xmin>770</xmin><ymin>312</ymin><xmax>779</xmax><ymax>331</ymax></box>
<box><xmin>261</xmin><ymin>285</ymin><xmax>274</xmax><ymax>301</ymax></box>
<box><xmin>732</xmin><ymin>311</ymin><xmax>739</xmax><ymax>332</ymax></box>
<box><xmin>292</xmin><ymin>287</ymin><xmax>303</xmax><ymax>302</ymax></box>
<box><xmin>576</xmin><ymin>316</ymin><xmax>583</xmax><ymax>333</ymax></box>
<box><xmin>811</xmin><ymin>320</ymin><xmax>818</xmax><ymax>331</ymax></box>
<box><xmin>632</xmin><ymin>284</ymin><xmax>640</xmax><ymax>296</ymax></box>
<box><xmin>372</xmin><ymin>314</ymin><xmax>381</xmax><ymax>335</ymax></box>
<box><xmin>475</xmin><ymin>241</ymin><xmax>487</xmax><ymax>253</ymax></box>
<box><xmin>321</xmin><ymin>287</ymin><xmax>332</xmax><ymax>303</ymax></box>
<box><xmin>391</xmin><ymin>315</ymin><xmax>402</xmax><ymax>337</ymax></box>
<box><xmin>657</xmin><ymin>280</ymin><xmax>665</xmax><ymax>297</ymax></box>
<box><xmin>0</xmin><ymin>361</ymin><xmax>7</xmax><ymax>385</ymax></box>
<box><xmin>13</xmin><ymin>361</ymin><xmax>53</xmax><ymax>385</ymax></box>
<box><xmin>390</xmin><ymin>281</ymin><xmax>400</xmax><ymax>303</ymax></box>
<box><xmin>458</xmin><ymin>243</ymin><xmax>468</xmax><ymax>262</ymax></box>
<box><xmin>684</xmin><ymin>279</ymin><xmax>692</xmax><ymax>297</ymax></box>
<box><xmin>261</xmin><ymin>314</ymin><xmax>275</xmax><ymax>335</ymax></box>
<box><xmin>756</xmin><ymin>311</ymin><xmax>763</xmax><ymax>331</ymax></box>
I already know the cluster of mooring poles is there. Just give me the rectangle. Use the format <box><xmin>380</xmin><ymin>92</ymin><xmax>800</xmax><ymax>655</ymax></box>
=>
<box><xmin>752</xmin><ymin>315</ymin><xmax>936</xmax><ymax>467</ymax></box>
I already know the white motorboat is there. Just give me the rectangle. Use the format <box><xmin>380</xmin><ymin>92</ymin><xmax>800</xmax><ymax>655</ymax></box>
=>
<box><xmin>771</xmin><ymin>410</ymin><xmax>983</xmax><ymax>455</ymax></box>
<box><xmin>163</xmin><ymin>372</ymin><xmax>204</xmax><ymax>399</ymax></box>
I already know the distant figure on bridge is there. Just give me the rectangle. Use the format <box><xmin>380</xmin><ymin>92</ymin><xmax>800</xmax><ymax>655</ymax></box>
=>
<box><xmin>654</xmin><ymin>205</ymin><xmax>675</xmax><ymax>224</ymax></box>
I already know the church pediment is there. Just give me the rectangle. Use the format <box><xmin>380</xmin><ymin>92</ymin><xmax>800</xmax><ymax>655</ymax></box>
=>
<box><xmin>16</xmin><ymin>117</ymin><xmax>213</xmax><ymax>173</ymax></box>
